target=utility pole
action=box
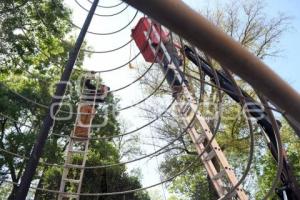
[15,0,99,199]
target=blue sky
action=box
[264,0,300,91]
[186,0,300,92]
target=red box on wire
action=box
[131,17,169,63]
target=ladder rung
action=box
[79,103,97,107]
[65,164,84,169]
[218,189,237,200]
[181,104,191,115]
[70,136,89,141]
[60,193,78,198]
[69,150,85,154]
[224,186,244,192]
[195,134,206,144]
[204,150,216,161]
[86,74,95,77]
[79,100,98,103]
[80,96,98,101]
[85,78,95,81]
[212,169,226,180]
[64,178,80,184]
[167,64,177,70]
[82,88,96,91]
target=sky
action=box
[187,0,300,92]
[63,0,300,198]
[263,0,300,91]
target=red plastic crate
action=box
[131,17,169,63]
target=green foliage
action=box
[160,155,218,200]
[150,0,294,199]
[0,1,75,198]
[0,0,73,74]
[0,183,12,199]
[0,1,149,199]
[35,144,150,200]
[256,120,300,199]
[168,195,180,200]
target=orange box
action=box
[74,105,95,138]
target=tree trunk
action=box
[7,185,18,200]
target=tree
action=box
[255,120,300,199]
[34,92,150,200]
[0,0,149,199]
[0,0,74,198]
[148,189,165,200]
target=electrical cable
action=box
[74,0,130,17]
[1,1,290,198]
[215,67,255,199]
[2,2,167,111]
[69,10,138,36]
[258,96,284,200]
[87,0,124,9]
[0,116,189,169]
[0,46,208,196]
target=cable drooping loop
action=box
[87,0,124,9]
[31,0,139,54]
[13,0,153,75]
[1,0,291,198]
[74,0,130,17]
[70,10,139,36]
[1,11,183,120]
[0,16,200,167]
[0,34,209,195]
[10,0,140,76]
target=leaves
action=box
[1,1,149,199]
[136,0,294,199]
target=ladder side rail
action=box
[180,86,248,199]
[177,106,227,196]
[163,59,248,199]
[58,74,92,199]
[158,38,248,199]
[59,74,91,199]
[58,73,98,200]
[142,21,248,200]
[76,75,101,196]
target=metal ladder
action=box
[58,74,98,200]
[135,18,248,199]
[176,84,248,200]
